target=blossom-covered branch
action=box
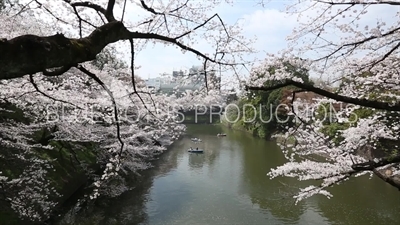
[0,0,247,222]
[248,0,400,201]
[0,20,241,80]
[246,80,400,111]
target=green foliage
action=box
[348,108,374,124]
[389,149,399,159]
[319,122,349,146]
[229,61,312,139]
[318,106,374,145]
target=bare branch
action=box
[140,0,162,15]
[368,41,400,69]
[12,0,34,17]
[69,3,99,37]
[315,26,400,62]
[169,0,189,13]
[121,0,127,22]
[96,10,106,24]
[29,74,82,109]
[76,64,125,158]
[128,38,157,117]
[69,0,116,22]
[175,13,229,40]
[140,0,189,14]
[203,59,209,92]
[70,1,106,13]
[105,0,116,22]
[34,0,69,24]
[139,0,171,33]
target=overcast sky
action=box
[121,0,296,80]
[119,0,397,84]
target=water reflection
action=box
[222,127,311,224]
[188,153,205,169]
[57,139,184,225]
[57,124,400,225]
[315,176,400,225]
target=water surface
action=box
[58,124,400,225]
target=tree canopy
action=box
[247,0,400,201]
[0,0,248,222]
[1,0,400,222]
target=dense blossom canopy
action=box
[247,0,400,201]
[0,0,399,222]
[0,0,248,221]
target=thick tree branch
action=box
[70,1,106,15]
[76,65,125,159]
[246,80,400,111]
[352,155,400,171]
[352,154,400,190]
[140,0,189,15]
[0,21,128,80]
[69,0,116,22]
[140,0,162,15]
[29,74,82,109]
[304,154,400,194]
[105,0,116,21]
[0,21,237,81]
[373,168,400,190]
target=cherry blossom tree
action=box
[247,0,400,202]
[0,0,251,222]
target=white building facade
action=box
[144,66,219,94]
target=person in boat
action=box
[196,147,198,150]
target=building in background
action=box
[143,66,221,95]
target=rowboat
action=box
[191,138,202,142]
[188,148,204,153]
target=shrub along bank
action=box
[222,61,314,139]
